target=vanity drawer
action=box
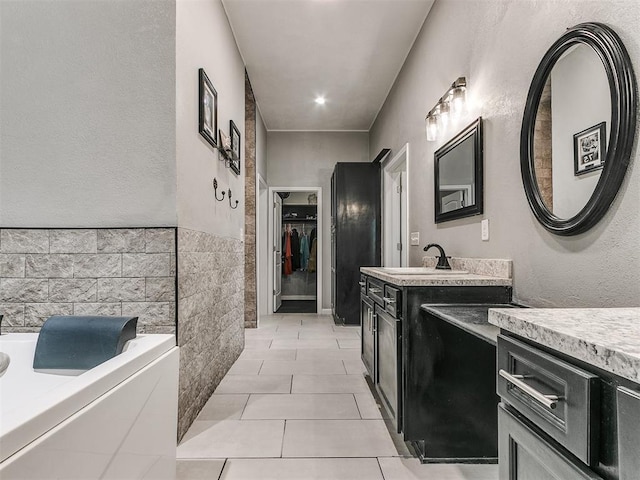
[367,278,385,306]
[497,334,600,466]
[383,285,401,318]
[359,274,367,294]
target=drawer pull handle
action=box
[359,282,366,286]
[499,369,560,410]
[369,287,382,293]
[383,297,396,304]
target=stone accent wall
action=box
[244,72,257,328]
[177,228,244,440]
[534,78,553,210]
[0,228,176,333]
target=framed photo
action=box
[229,120,241,174]
[574,122,606,176]
[198,68,218,149]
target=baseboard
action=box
[321,308,332,315]
[281,295,316,301]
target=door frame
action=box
[382,143,410,267]
[256,173,269,319]
[268,186,323,315]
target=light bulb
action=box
[439,101,450,129]
[451,86,466,115]
[315,96,326,105]
[426,115,437,141]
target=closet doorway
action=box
[269,187,322,314]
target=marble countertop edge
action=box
[360,267,513,287]
[488,307,640,385]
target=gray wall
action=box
[267,132,369,310]
[370,0,640,307]
[175,0,246,438]
[176,0,245,238]
[0,0,177,228]
[256,111,268,181]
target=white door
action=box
[441,190,464,213]
[389,171,403,266]
[383,145,409,267]
[273,194,283,312]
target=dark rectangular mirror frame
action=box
[434,117,483,223]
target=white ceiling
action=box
[222,0,434,131]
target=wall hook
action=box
[213,178,226,201]
[228,189,239,209]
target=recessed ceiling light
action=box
[315,96,326,105]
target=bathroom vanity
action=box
[360,258,513,460]
[489,307,640,480]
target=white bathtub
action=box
[0,333,179,479]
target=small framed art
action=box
[229,120,241,174]
[198,68,218,149]
[574,122,606,176]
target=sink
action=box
[379,267,468,275]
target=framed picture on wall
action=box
[574,122,606,176]
[198,68,218,149]
[229,120,241,174]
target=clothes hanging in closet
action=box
[300,233,310,271]
[291,229,300,271]
[310,228,316,247]
[308,237,317,273]
[283,228,292,275]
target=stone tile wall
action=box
[0,228,176,333]
[177,228,244,440]
[244,72,258,328]
[534,78,553,209]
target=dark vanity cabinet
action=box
[331,163,381,325]
[359,271,512,449]
[497,332,640,480]
[405,305,517,463]
[617,386,640,480]
[360,288,375,379]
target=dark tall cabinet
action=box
[331,162,381,325]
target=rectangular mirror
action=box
[434,117,483,223]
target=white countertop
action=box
[489,308,640,384]
[361,266,512,287]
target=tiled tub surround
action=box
[0,228,176,333]
[177,228,245,440]
[489,307,640,384]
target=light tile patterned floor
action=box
[177,313,498,480]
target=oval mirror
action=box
[520,22,637,235]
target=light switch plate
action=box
[410,232,420,246]
[481,219,489,241]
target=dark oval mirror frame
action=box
[520,22,637,236]
[434,117,483,223]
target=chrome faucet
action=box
[423,243,452,270]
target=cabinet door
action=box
[618,386,640,480]
[498,404,602,480]
[360,295,375,378]
[376,306,401,431]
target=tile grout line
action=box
[280,420,287,458]
[239,394,251,420]
[216,458,228,480]
[353,393,363,419]
[375,457,387,480]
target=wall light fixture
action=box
[425,77,467,142]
